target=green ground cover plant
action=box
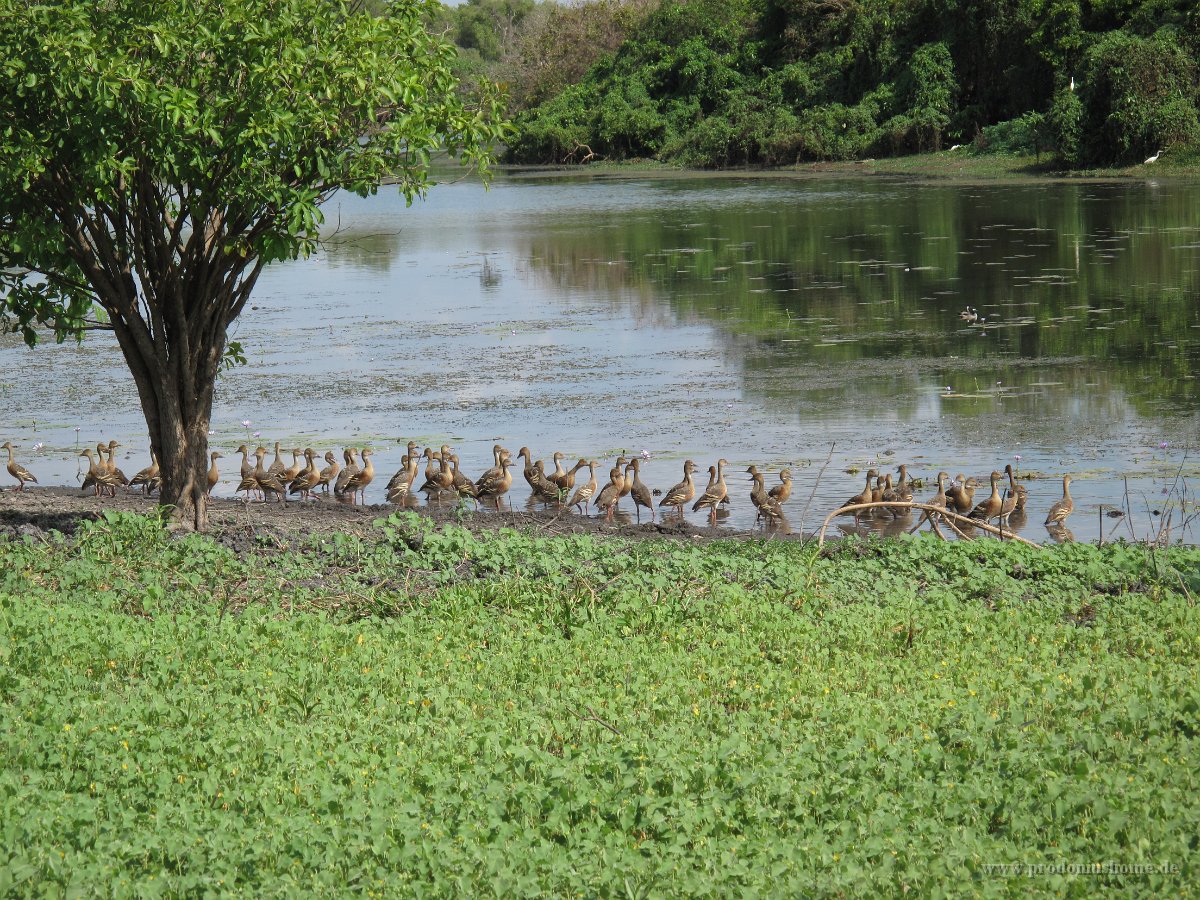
[1,511,1197,895]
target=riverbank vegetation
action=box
[2,511,1197,893]
[435,0,1199,170]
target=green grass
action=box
[506,149,1200,181]
[1,511,1198,896]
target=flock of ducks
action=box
[2,438,1076,532]
[838,462,1074,532]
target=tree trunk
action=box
[152,393,212,532]
[112,322,223,532]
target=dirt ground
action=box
[0,486,807,550]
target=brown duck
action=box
[947,475,977,515]
[129,450,160,495]
[334,448,360,501]
[205,450,223,497]
[909,471,949,533]
[387,456,417,505]
[236,443,254,480]
[530,460,562,505]
[267,441,287,482]
[1004,463,1028,513]
[840,468,878,518]
[692,459,729,524]
[547,452,568,491]
[659,460,698,516]
[281,448,304,485]
[567,460,599,514]
[968,471,1004,523]
[475,456,515,511]
[289,449,322,500]
[1044,475,1074,526]
[450,454,479,503]
[256,448,288,503]
[79,448,106,496]
[593,466,623,522]
[104,441,130,488]
[768,469,793,506]
[748,468,770,524]
[517,447,539,494]
[627,458,654,523]
[236,447,267,501]
[344,448,375,505]
[317,451,341,494]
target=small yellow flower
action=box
[63,724,71,732]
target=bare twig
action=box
[577,706,623,737]
[1123,476,1137,542]
[796,443,835,538]
[817,502,1041,548]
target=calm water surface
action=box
[3,171,1199,542]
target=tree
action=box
[0,0,507,530]
[1077,30,1199,164]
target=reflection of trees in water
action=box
[520,241,676,330]
[319,229,405,272]
[479,257,502,292]
[520,180,1200,418]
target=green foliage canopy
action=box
[0,0,507,529]
[0,0,505,344]
[504,0,1200,167]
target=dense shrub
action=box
[1077,30,1199,165]
[1046,85,1083,163]
[978,111,1049,155]
[500,0,1200,168]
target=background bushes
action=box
[470,0,1200,168]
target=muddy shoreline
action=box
[0,486,814,551]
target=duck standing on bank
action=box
[593,466,623,522]
[317,451,341,495]
[659,460,698,517]
[206,451,223,497]
[626,458,654,523]
[567,460,599,514]
[475,455,515,511]
[768,469,793,507]
[344,448,375,506]
[129,450,160,495]
[334,448,360,502]
[692,459,729,525]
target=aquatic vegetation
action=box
[0,512,1197,894]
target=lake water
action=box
[3,170,1199,543]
